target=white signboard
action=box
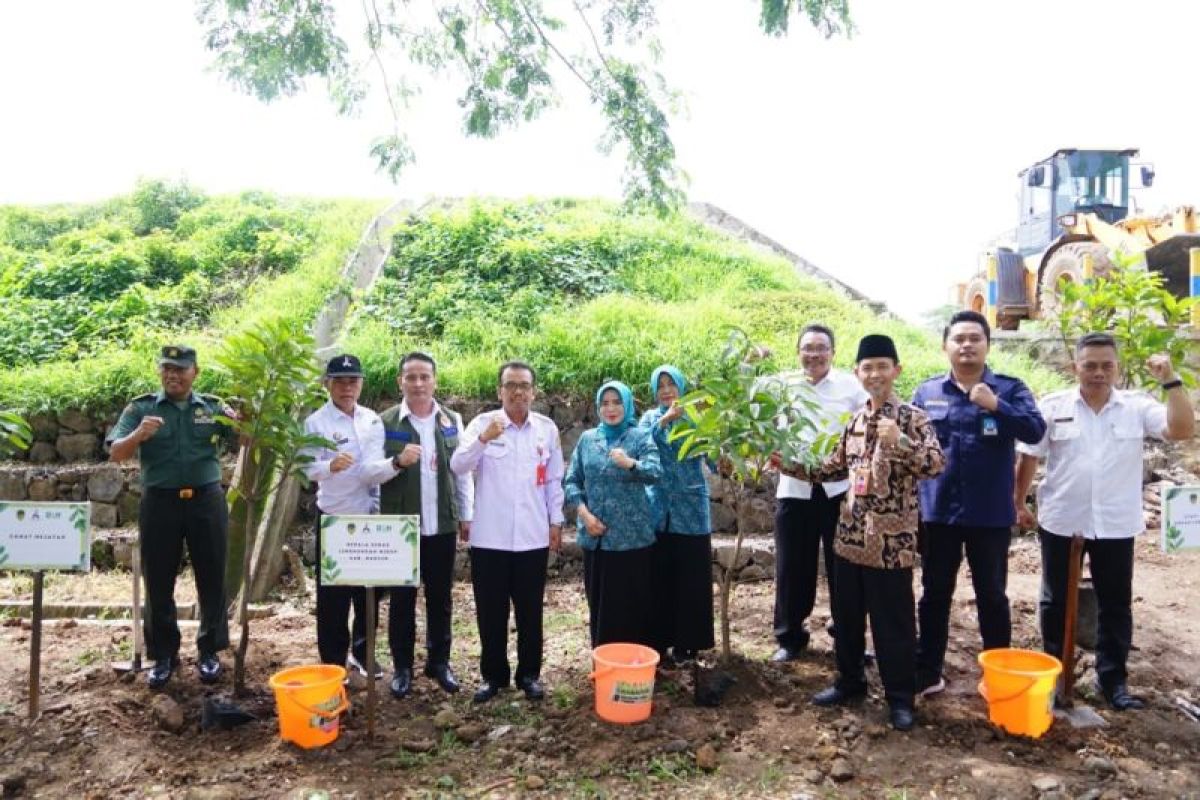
[1162,485,1200,553]
[0,502,91,571]
[319,514,419,586]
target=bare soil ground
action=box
[1,531,1199,800]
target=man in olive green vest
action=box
[376,352,473,698]
[107,345,237,689]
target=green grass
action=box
[342,199,1069,408]
[0,197,381,414]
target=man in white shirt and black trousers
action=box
[770,324,869,661]
[1015,333,1194,710]
[302,354,402,675]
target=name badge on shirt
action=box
[981,416,999,437]
[385,430,412,443]
[852,466,871,497]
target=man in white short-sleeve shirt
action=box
[1015,332,1194,710]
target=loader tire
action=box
[1039,241,1112,319]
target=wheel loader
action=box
[959,148,1199,329]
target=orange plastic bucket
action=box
[589,643,659,724]
[977,648,1062,738]
[269,664,350,749]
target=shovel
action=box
[112,540,146,674]
[1054,533,1106,728]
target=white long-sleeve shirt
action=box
[302,401,399,514]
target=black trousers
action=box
[314,512,372,667]
[1039,529,1135,691]
[773,487,842,650]
[582,546,654,648]
[139,483,229,660]
[915,522,1011,685]
[470,546,548,687]
[831,555,916,708]
[651,531,715,654]
[388,532,457,670]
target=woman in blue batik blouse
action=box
[640,365,714,665]
[564,380,662,647]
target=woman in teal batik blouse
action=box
[640,365,715,664]
[564,380,662,647]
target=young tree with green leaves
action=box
[195,0,853,213]
[213,317,332,694]
[669,328,838,660]
[1055,249,1197,390]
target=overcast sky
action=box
[2,0,1198,321]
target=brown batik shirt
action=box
[808,394,945,570]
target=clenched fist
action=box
[396,444,422,468]
[609,447,636,470]
[136,415,164,442]
[330,452,355,473]
[480,413,506,443]
[968,383,999,411]
[1146,353,1178,384]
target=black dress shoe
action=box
[889,704,916,731]
[147,656,177,690]
[811,684,867,707]
[517,677,545,701]
[1103,683,1145,711]
[390,668,412,699]
[473,681,502,704]
[197,653,222,684]
[424,663,460,694]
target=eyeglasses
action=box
[501,382,534,393]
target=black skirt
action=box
[582,546,654,648]
[651,532,716,653]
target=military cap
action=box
[325,353,364,378]
[159,345,197,367]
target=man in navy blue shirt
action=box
[911,310,1046,697]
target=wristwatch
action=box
[392,453,404,470]
[1161,378,1183,391]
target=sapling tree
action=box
[669,328,839,660]
[213,317,332,694]
[1055,249,1197,390]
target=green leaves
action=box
[0,411,31,457]
[669,328,838,485]
[195,1,853,213]
[1056,253,1197,390]
[320,554,341,583]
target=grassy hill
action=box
[342,199,1067,405]
[0,193,1067,417]
[0,182,382,414]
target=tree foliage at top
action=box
[195,0,853,213]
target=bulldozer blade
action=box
[1054,705,1108,728]
[1144,235,1200,298]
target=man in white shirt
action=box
[1015,333,1194,710]
[451,360,565,703]
[302,354,402,673]
[769,324,868,661]
[377,352,474,699]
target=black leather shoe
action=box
[517,677,545,701]
[889,704,916,731]
[769,647,802,663]
[1103,683,1145,711]
[424,663,460,694]
[147,656,177,690]
[197,653,222,684]
[473,681,502,704]
[390,668,412,699]
[811,684,867,707]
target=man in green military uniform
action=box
[108,345,237,689]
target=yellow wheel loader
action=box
[959,149,1199,329]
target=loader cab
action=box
[1015,149,1138,256]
